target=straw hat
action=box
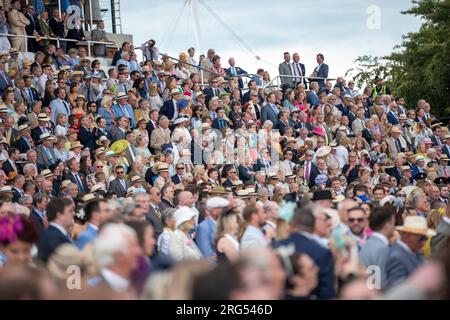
[390,126,402,134]
[126,186,136,197]
[116,92,128,100]
[82,194,96,203]
[96,135,111,146]
[41,169,54,179]
[131,175,143,184]
[315,146,331,158]
[95,147,108,157]
[18,124,31,134]
[70,141,83,150]
[61,180,72,189]
[396,216,436,237]
[37,113,51,122]
[158,163,169,172]
[170,89,181,96]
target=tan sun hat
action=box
[396,216,436,237]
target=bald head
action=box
[176,191,195,207]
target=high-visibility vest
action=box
[372,85,387,99]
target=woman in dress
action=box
[67,81,80,108]
[134,99,151,123]
[215,212,240,263]
[148,82,163,111]
[71,95,87,123]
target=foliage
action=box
[349,0,450,116]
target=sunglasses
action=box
[96,165,104,168]
[176,167,184,170]
[348,217,365,223]
[116,171,124,174]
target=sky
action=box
[120,0,422,82]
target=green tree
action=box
[350,0,450,116]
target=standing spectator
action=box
[48,8,66,53]
[38,10,52,50]
[91,20,108,57]
[24,4,40,52]
[7,0,30,52]
[0,8,11,52]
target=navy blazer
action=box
[13,137,33,154]
[260,104,279,126]
[238,165,254,182]
[66,172,89,194]
[387,111,400,125]
[171,174,182,185]
[2,159,17,176]
[37,225,71,262]
[30,209,46,236]
[386,241,422,288]
[316,64,329,88]
[159,100,177,121]
[31,126,52,144]
[225,66,247,88]
[78,126,96,153]
[273,233,335,299]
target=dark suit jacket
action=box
[159,199,175,212]
[222,178,234,189]
[212,118,229,131]
[238,165,254,182]
[111,127,126,142]
[30,209,46,237]
[108,178,128,198]
[316,63,329,88]
[387,111,400,125]
[146,121,157,152]
[275,120,289,136]
[3,159,17,176]
[0,71,13,96]
[13,137,33,154]
[4,128,18,146]
[12,187,23,203]
[66,172,89,194]
[78,126,96,152]
[159,100,177,121]
[273,233,335,299]
[145,204,164,238]
[37,225,71,262]
[171,174,182,185]
[203,87,221,107]
[49,17,65,38]
[260,104,279,126]
[385,166,402,184]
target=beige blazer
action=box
[168,229,203,261]
[8,9,29,34]
[150,127,171,154]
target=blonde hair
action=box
[101,95,113,108]
[214,213,240,248]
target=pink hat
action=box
[423,138,432,145]
[371,142,379,149]
[311,126,325,136]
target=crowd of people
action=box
[0,0,450,301]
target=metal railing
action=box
[263,74,337,90]
[0,32,116,57]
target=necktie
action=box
[75,174,83,192]
[28,88,34,103]
[45,147,54,164]
[395,139,401,152]
[123,105,130,118]
[305,161,310,181]
[6,129,11,145]
[123,84,127,93]
[121,179,126,191]
[272,104,278,115]
[63,100,69,114]
[154,205,161,219]
[87,87,91,101]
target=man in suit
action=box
[30,192,49,237]
[91,20,109,57]
[196,197,229,261]
[359,207,396,288]
[14,124,34,156]
[278,52,294,88]
[150,116,171,155]
[124,131,138,165]
[146,110,159,152]
[111,116,129,142]
[48,8,66,52]
[171,162,184,185]
[273,206,335,299]
[386,216,435,288]
[212,107,229,131]
[387,102,400,125]
[430,124,444,147]
[31,112,53,144]
[386,126,406,160]
[261,92,279,125]
[78,116,97,153]
[66,157,89,194]
[3,148,20,176]
[159,185,175,211]
[50,87,70,125]
[76,199,111,250]
[94,116,113,142]
[4,116,18,147]
[145,188,164,239]
[291,52,306,87]
[312,53,329,89]
[302,150,319,188]
[36,133,57,169]
[0,58,13,96]
[275,109,290,136]
[11,174,25,203]
[112,92,136,128]
[225,57,247,89]
[37,10,52,49]
[24,5,40,52]
[307,82,320,107]
[8,0,30,52]
[37,198,74,262]
[203,77,222,107]
[108,165,129,198]
[159,89,181,123]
